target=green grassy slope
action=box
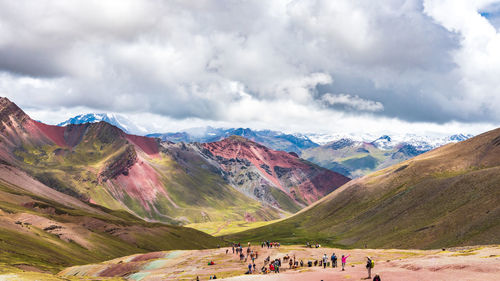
[227,129,500,249]
[8,122,282,224]
[0,176,221,273]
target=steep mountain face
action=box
[197,136,350,213]
[148,127,319,154]
[0,98,281,224]
[0,98,346,226]
[302,134,473,178]
[58,113,147,135]
[228,128,500,249]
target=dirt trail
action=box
[57,245,500,281]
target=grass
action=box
[226,158,500,249]
[8,122,284,224]
[0,179,222,274]
[186,220,279,236]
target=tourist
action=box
[331,253,337,268]
[366,257,374,279]
[341,254,350,271]
[373,274,381,281]
[323,254,328,268]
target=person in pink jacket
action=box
[341,254,350,271]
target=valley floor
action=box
[37,245,500,281]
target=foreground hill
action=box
[0,164,220,273]
[228,128,500,249]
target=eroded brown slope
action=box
[200,136,350,213]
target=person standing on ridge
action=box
[322,254,328,268]
[341,254,350,271]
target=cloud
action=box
[0,0,499,136]
[321,93,384,112]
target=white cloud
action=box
[321,93,384,112]
[0,0,499,137]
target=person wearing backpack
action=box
[331,253,337,268]
[366,257,374,278]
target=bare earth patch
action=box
[57,245,500,281]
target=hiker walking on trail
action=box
[341,254,350,271]
[322,254,328,268]
[366,257,374,279]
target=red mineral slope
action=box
[202,136,350,207]
[126,134,160,156]
[0,97,65,148]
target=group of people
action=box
[261,240,280,248]
[306,241,321,248]
[228,241,381,280]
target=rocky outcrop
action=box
[99,145,137,182]
[200,136,350,212]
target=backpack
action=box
[371,260,375,268]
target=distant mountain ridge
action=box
[58,113,147,135]
[302,133,474,178]
[58,113,473,178]
[148,127,319,154]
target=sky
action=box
[1,0,500,137]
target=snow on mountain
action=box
[57,113,148,135]
[306,133,474,151]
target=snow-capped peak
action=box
[305,132,474,151]
[57,113,147,135]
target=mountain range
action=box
[301,134,473,178]
[148,127,319,155]
[228,127,500,249]
[58,114,474,179]
[0,97,353,271]
[0,98,347,224]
